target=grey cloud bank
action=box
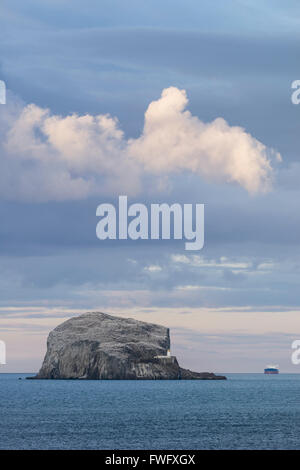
[0,0,300,372]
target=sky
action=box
[0,0,300,373]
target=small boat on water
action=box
[264,364,279,374]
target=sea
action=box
[0,373,299,450]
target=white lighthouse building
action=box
[155,348,173,360]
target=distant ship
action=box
[264,365,279,374]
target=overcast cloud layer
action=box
[0,0,300,372]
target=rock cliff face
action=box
[32,312,226,380]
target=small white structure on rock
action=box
[155,348,173,360]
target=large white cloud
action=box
[0,99,141,201]
[129,87,279,193]
[0,87,279,201]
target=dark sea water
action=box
[0,373,299,449]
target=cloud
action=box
[129,87,279,193]
[144,265,163,273]
[1,97,141,201]
[171,254,251,269]
[0,87,279,201]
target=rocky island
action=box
[31,312,226,380]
